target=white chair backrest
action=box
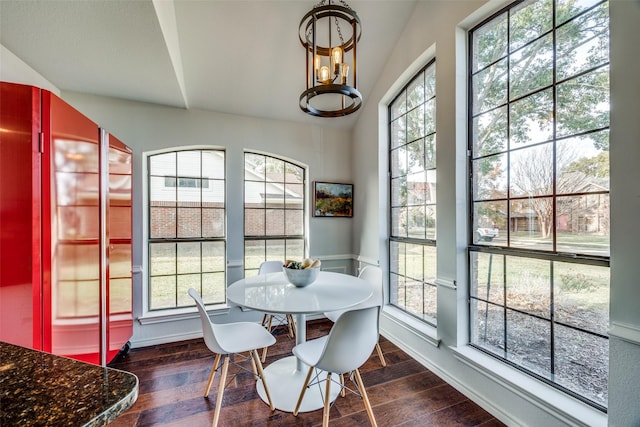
[258,260,283,275]
[188,288,226,355]
[358,265,383,307]
[315,306,380,374]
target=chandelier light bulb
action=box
[332,47,343,73]
[319,66,331,83]
[341,63,349,85]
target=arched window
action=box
[147,149,226,310]
[244,152,306,275]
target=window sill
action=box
[137,304,231,325]
[381,305,441,348]
[450,345,607,427]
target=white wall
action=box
[0,45,59,94]
[607,1,640,425]
[352,0,640,426]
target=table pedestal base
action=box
[256,356,340,413]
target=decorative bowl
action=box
[282,266,319,287]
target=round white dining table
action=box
[227,270,373,413]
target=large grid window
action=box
[148,149,226,310]
[244,153,305,276]
[469,0,609,409]
[389,60,437,324]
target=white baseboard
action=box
[130,331,203,348]
[131,313,327,349]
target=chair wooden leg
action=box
[287,314,296,338]
[212,356,230,427]
[293,366,314,416]
[251,350,274,411]
[204,353,221,397]
[340,373,345,397]
[322,372,332,427]
[266,315,274,332]
[261,315,275,363]
[375,342,387,367]
[250,352,258,380]
[261,313,268,327]
[353,368,377,427]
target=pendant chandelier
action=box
[299,0,362,118]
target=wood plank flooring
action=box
[109,319,505,426]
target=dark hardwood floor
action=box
[109,319,505,426]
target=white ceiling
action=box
[0,0,417,130]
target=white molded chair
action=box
[188,288,276,427]
[258,260,296,362]
[323,265,387,367]
[292,306,380,427]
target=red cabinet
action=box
[0,82,132,365]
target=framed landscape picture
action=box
[313,182,353,217]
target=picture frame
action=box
[313,182,353,217]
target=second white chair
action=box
[188,288,276,427]
[323,265,387,367]
[292,306,380,427]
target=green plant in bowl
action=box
[283,258,321,287]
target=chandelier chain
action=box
[306,0,349,45]
[313,0,352,10]
[335,16,345,45]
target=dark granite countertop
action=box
[0,341,138,426]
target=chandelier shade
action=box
[299,1,362,117]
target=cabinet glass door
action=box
[47,93,101,364]
[106,133,133,363]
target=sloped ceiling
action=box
[0,0,417,129]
